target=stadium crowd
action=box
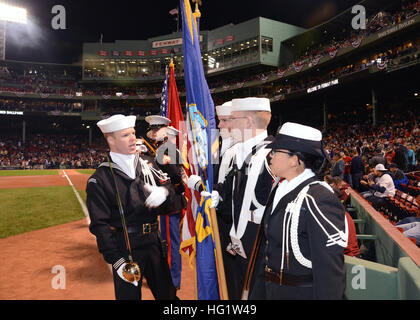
[1,35,418,113]
[284,0,419,67]
[0,0,418,102]
[1,115,418,172]
[0,134,108,170]
[1,109,418,245]
[0,99,82,113]
[324,118,419,184]
[4,36,418,108]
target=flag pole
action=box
[209,207,229,300]
[182,0,227,300]
[187,105,228,300]
[192,0,228,300]
[193,258,198,300]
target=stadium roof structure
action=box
[0,59,82,68]
[281,0,401,57]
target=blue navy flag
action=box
[181,0,220,300]
[160,65,169,117]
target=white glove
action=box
[187,175,202,191]
[201,190,220,208]
[144,184,169,208]
[117,263,139,286]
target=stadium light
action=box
[0,2,28,24]
[0,2,28,60]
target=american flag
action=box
[160,65,169,117]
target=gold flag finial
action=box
[192,0,202,18]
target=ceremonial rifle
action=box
[241,222,263,300]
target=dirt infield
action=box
[0,170,89,191]
[0,170,195,300]
[0,174,69,190]
[0,219,115,300]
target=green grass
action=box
[0,186,86,238]
[79,189,87,203]
[76,169,96,175]
[0,170,59,177]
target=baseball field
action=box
[0,169,194,300]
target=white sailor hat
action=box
[97,114,136,134]
[167,126,180,136]
[267,122,325,157]
[145,115,171,127]
[231,97,271,113]
[216,101,232,117]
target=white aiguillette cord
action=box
[106,155,135,263]
[139,156,168,187]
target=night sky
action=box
[5,0,361,64]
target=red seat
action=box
[408,238,417,245]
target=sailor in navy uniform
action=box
[188,97,275,300]
[86,115,186,300]
[249,122,348,300]
[155,126,186,290]
[214,101,239,295]
[214,101,236,184]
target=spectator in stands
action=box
[416,145,420,169]
[325,175,351,205]
[361,141,370,157]
[342,151,353,187]
[396,219,420,246]
[406,142,416,171]
[368,148,387,168]
[360,164,396,209]
[331,152,345,180]
[385,145,395,165]
[344,211,362,257]
[350,149,365,192]
[389,163,409,191]
[394,142,408,171]
[324,175,361,257]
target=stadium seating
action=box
[346,189,420,299]
[382,190,420,222]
